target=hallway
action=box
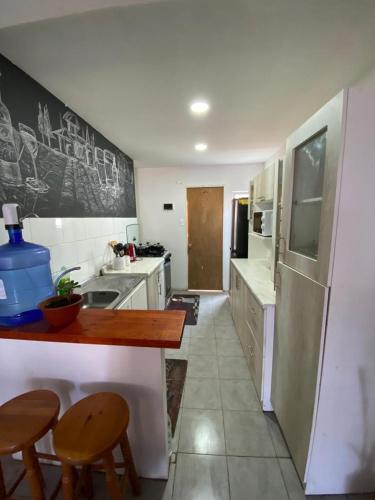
[165,293,370,500]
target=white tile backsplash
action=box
[0,216,138,285]
[29,218,64,246]
[22,219,32,242]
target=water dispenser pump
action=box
[0,203,54,326]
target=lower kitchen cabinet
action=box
[102,259,165,311]
[117,280,148,310]
[147,264,165,310]
[230,261,275,410]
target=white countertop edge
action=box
[101,257,164,277]
[231,258,276,308]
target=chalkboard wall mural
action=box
[0,54,136,218]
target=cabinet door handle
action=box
[278,237,286,257]
[275,270,281,291]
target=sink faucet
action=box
[54,266,81,291]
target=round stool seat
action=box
[0,390,60,455]
[53,392,130,465]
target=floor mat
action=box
[166,358,188,436]
[166,294,200,325]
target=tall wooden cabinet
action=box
[272,88,375,494]
[279,92,343,286]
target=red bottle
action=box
[127,243,136,262]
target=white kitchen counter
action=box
[231,258,276,307]
[102,257,164,277]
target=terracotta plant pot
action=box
[38,293,83,328]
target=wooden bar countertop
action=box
[0,309,186,348]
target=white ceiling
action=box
[0,0,160,29]
[1,0,375,166]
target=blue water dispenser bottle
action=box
[0,204,54,326]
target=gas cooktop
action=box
[136,243,166,258]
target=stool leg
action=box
[22,445,45,500]
[120,433,141,496]
[81,465,93,499]
[103,453,122,500]
[0,460,6,500]
[61,463,75,500]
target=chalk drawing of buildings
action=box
[0,82,135,217]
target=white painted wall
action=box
[135,163,262,291]
[355,65,375,86]
[0,216,137,284]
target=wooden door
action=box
[187,187,223,290]
[271,262,329,481]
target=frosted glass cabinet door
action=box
[289,131,326,260]
[280,91,345,286]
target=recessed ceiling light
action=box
[195,143,208,152]
[190,101,210,114]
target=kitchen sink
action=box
[82,290,120,309]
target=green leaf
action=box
[57,277,80,296]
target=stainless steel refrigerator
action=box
[230,198,248,258]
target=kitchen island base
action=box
[0,339,169,479]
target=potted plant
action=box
[39,271,83,328]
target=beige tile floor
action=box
[2,292,374,499]
[166,293,374,500]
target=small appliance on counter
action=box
[108,240,136,269]
[253,210,273,237]
[0,203,54,326]
[126,242,137,262]
[136,242,166,258]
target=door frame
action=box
[186,185,224,291]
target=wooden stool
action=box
[0,390,60,500]
[53,392,140,500]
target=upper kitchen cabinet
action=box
[280,91,345,286]
[253,163,275,203]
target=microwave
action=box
[253,210,273,237]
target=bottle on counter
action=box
[126,243,137,262]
